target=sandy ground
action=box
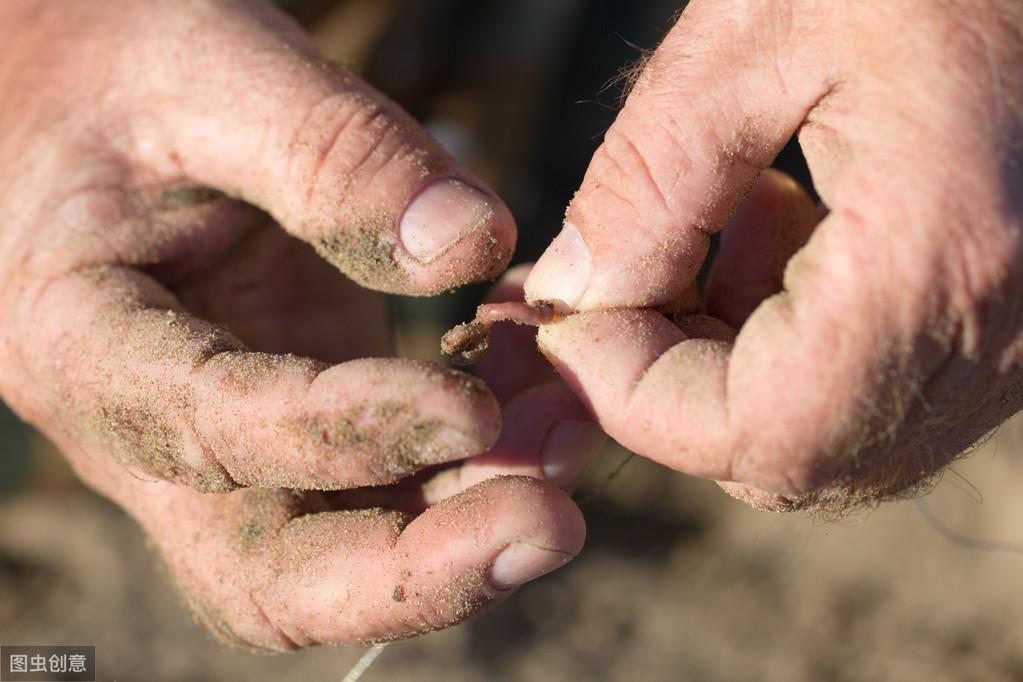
[0,410,1021,682]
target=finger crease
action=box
[186,414,239,490]
[252,598,302,652]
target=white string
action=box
[915,498,1023,556]
[342,644,388,682]
[341,646,384,682]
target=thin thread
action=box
[915,498,1023,556]
[576,452,636,507]
[342,644,388,682]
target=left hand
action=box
[0,0,589,650]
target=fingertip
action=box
[524,223,592,313]
[540,419,607,488]
[346,477,583,639]
[536,310,687,407]
[203,357,503,490]
[423,382,602,500]
[399,477,586,595]
[311,357,503,459]
[406,476,586,552]
[396,179,517,294]
[490,542,575,590]
[538,309,738,480]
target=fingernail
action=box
[399,179,496,263]
[524,222,592,313]
[490,543,573,590]
[541,420,606,487]
[405,425,487,468]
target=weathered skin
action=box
[3,0,1020,654]
[527,0,1023,513]
[0,0,586,651]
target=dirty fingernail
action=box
[409,425,488,468]
[490,543,573,590]
[541,420,606,487]
[400,179,496,262]
[524,222,592,313]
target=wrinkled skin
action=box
[4,0,1020,654]
[527,0,1023,512]
[0,1,603,651]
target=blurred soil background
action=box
[1,1,1021,680]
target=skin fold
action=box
[527,0,1023,513]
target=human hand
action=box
[0,0,585,649]
[525,0,1023,512]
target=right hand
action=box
[525,0,1023,513]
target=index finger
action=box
[22,266,500,491]
[524,0,831,311]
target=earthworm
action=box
[441,301,555,366]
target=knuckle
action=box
[285,91,426,210]
[595,126,679,218]
[26,275,243,493]
[180,578,297,653]
[92,400,239,493]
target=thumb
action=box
[131,1,514,295]
[525,0,829,311]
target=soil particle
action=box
[156,186,225,211]
[313,214,407,292]
[93,402,186,480]
[239,520,265,549]
[304,400,453,481]
[236,489,313,555]
[420,566,490,624]
[395,421,444,468]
